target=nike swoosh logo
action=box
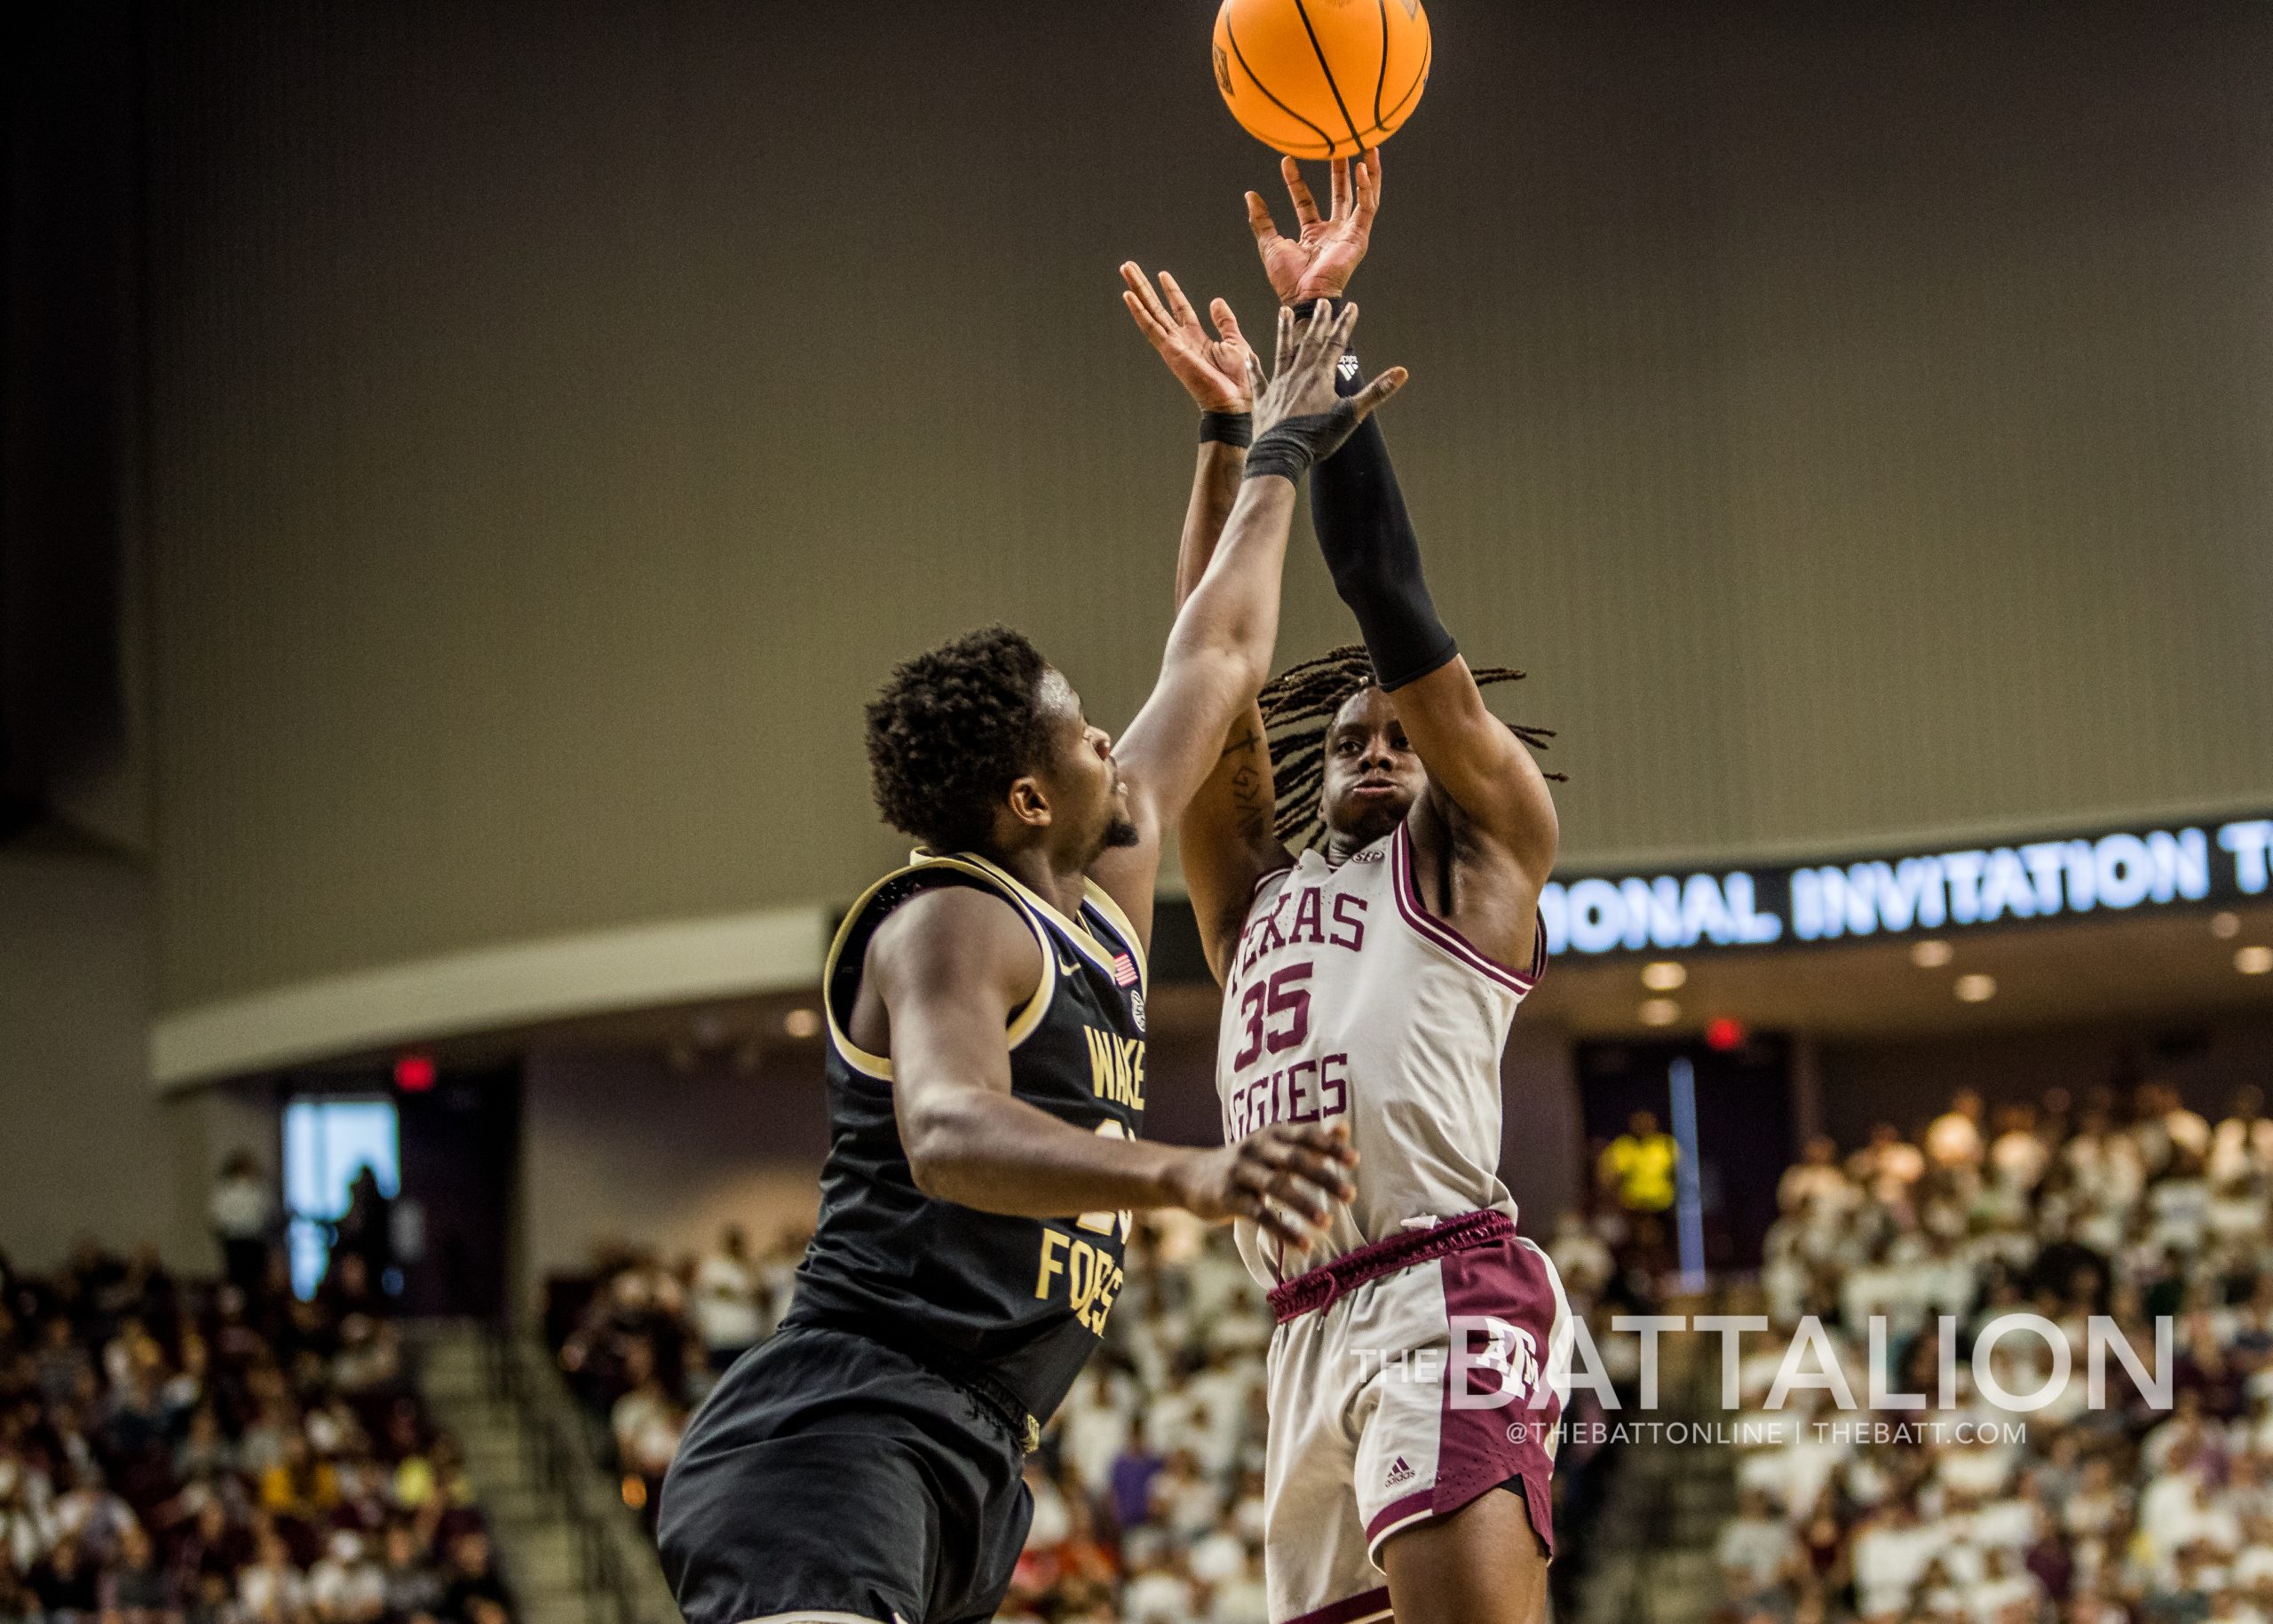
[1057,953,1081,976]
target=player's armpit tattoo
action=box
[1229,761,1271,841]
[1218,725,1261,761]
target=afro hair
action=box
[864,625,1054,855]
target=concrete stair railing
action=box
[1574,1331,1742,1624]
[410,1323,682,1624]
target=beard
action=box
[1100,815,1142,852]
[1327,796,1407,850]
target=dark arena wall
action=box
[129,1,2273,1051]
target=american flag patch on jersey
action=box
[1111,952,1139,987]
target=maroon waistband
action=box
[1268,1208,1515,1324]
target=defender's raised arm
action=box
[1088,297,1406,941]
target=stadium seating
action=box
[0,1247,511,1624]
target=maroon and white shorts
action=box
[1260,1208,1572,1624]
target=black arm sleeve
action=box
[1299,301,1459,692]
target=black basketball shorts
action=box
[656,1325,1033,1624]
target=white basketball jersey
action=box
[1214,821,1544,1289]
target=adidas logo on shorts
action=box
[1384,1455,1415,1488]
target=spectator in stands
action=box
[210,1153,279,1300]
[1058,1368,1134,1501]
[29,1533,101,1619]
[438,1529,509,1624]
[737,1227,805,1345]
[236,1527,307,1622]
[378,1519,444,1620]
[1600,1109,1680,1278]
[1926,1089,1988,1171]
[1105,1431,1164,1541]
[1550,1209,1617,1303]
[1782,1137,1855,1214]
[260,1432,341,1519]
[2211,1090,2273,1187]
[1120,1545,1199,1624]
[1851,1122,1927,1205]
[309,1528,385,1624]
[331,1169,397,1300]
[0,1569,35,1624]
[2150,1082,2214,1170]
[171,1498,249,1594]
[1601,1110,1680,1218]
[0,1240,505,1624]
[1991,1105,2051,1194]
[616,1398,684,1528]
[604,1336,685,1521]
[52,1468,136,1565]
[1147,1448,1222,1541]
[687,1226,764,1375]
[1722,1077,2273,1624]
[35,1313,93,1406]
[100,1522,173,1620]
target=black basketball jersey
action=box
[786,851,1149,1432]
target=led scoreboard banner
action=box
[1538,814,2273,959]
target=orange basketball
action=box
[1212,0,1431,160]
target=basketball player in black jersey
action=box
[657,300,1406,1624]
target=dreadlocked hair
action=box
[1255,644,1563,846]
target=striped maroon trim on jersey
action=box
[1287,1584,1392,1624]
[1388,824,1541,994]
[1250,863,1295,899]
[1364,1489,1437,1544]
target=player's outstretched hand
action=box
[1165,1121,1359,1249]
[1246,149,1382,308]
[1120,262,1255,414]
[1247,302,1407,453]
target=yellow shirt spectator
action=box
[1599,1113,1679,1213]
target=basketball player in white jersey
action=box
[1122,152,1571,1624]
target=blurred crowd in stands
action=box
[551,1078,2273,1624]
[1716,1083,2273,1624]
[551,1215,1634,1624]
[0,1170,510,1624]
